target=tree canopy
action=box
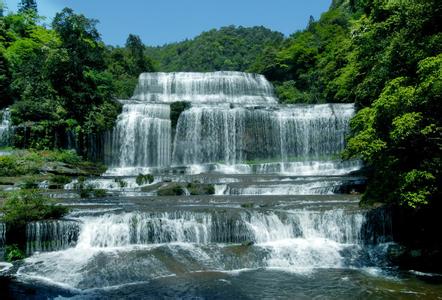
[146,26,284,72]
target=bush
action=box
[43,150,82,165]
[0,190,69,228]
[21,176,40,189]
[136,173,154,186]
[115,178,127,188]
[4,244,25,262]
[50,175,72,185]
[0,152,42,176]
[157,184,185,196]
[93,189,107,198]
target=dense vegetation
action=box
[146,26,284,72]
[0,189,68,228]
[0,3,154,154]
[251,0,441,211]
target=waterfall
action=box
[104,72,358,175]
[0,223,5,247]
[132,71,278,104]
[69,210,368,248]
[105,103,171,170]
[172,104,354,166]
[25,220,80,255]
[0,108,11,147]
[11,204,399,295]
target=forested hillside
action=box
[251,0,441,210]
[145,26,284,72]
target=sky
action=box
[3,0,332,46]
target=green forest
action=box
[0,0,440,213]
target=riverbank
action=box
[0,149,106,193]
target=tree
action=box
[145,26,284,72]
[0,48,12,108]
[125,34,153,76]
[18,0,37,14]
[0,1,5,17]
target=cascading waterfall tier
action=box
[132,71,278,104]
[172,104,354,165]
[105,72,358,176]
[73,210,366,247]
[105,103,171,169]
[11,204,395,293]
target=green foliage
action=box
[186,183,215,195]
[0,149,100,179]
[4,244,25,262]
[399,170,436,208]
[252,5,356,103]
[18,0,37,14]
[135,173,154,186]
[0,189,68,227]
[21,175,39,189]
[114,178,127,188]
[170,102,191,129]
[50,175,71,185]
[0,8,122,153]
[344,52,441,207]
[157,184,185,196]
[105,34,155,98]
[92,188,107,198]
[146,26,284,72]
[0,151,42,176]
[274,81,308,103]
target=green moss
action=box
[0,150,106,178]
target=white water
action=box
[105,103,171,169]
[132,71,277,104]
[0,108,11,146]
[103,72,360,177]
[214,181,342,196]
[17,209,371,289]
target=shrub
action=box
[50,175,72,185]
[44,150,82,165]
[75,183,94,198]
[157,184,185,196]
[21,176,40,189]
[0,190,69,228]
[115,178,127,188]
[4,244,25,262]
[135,173,154,186]
[93,189,107,198]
